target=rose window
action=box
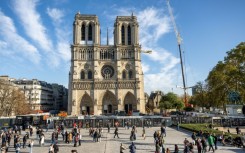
[101,65,114,79]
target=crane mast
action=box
[166,0,188,106]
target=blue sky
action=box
[0,0,245,95]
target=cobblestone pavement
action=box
[6,126,244,153]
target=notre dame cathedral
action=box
[68,12,145,115]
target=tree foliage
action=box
[193,42,245,109]
[0,80,31,116]
[190,81,210,108]
[159,92,184,110]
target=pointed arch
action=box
[79,93,94,115]
[80,71,85,79]
[81,24,85,41]
[127,25,131,45]
[121,25,125,45]
[101,90,118,114]
[123,92,137,114]
[128,70,133,79]
[122,70,126,79]
[88,23,93,41]
[88,70,93,79]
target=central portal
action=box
[102,91,118,115]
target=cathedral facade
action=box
[68,13,145,115]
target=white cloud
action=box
[104,6,183,94]
[47,7,71,62]
[0,11,41,64]
[142,63,150,73]
[138,7,171,44]
[13,0,53,52]
[47,7,64,23]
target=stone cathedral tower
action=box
[68,12,145,115]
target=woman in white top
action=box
[49,144,54,153]
[28,140,34,153]
[40,134,45,146]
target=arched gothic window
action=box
[81,24,85,40]
[128,70,133,79]
[128,26,131,45]
[80,71,85,79]
[122,70,126,79]
[88,24,93,41]
[121,25,125,45]
[88,71,93,79]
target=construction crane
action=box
[166,0,188,107]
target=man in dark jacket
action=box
[129,142,136,153]
[114,126,119,138]
[107,123,110,133]
[23,134,27,148]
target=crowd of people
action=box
[0,121,242,153]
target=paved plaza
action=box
[6,126,245,153]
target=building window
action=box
[129,70,133,79]
[88,24,92,41]
[122,71,126,79]
[121,25,125,45]
[128,26,131,45]
[101,65,114,79]
[81,24,85,40]
[80,71,85,79]
[88,71,93,79]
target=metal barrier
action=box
[52,116,172,129]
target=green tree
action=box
[205,42,245,111]
[191,82,209,108]
[159,92,184,111]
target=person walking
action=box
[120,143,126,153]
[107,123,110,133]
[129,142,136,153]
[189,143,194,153]
[161,126,166,137]
[53,142,59,153]
[78,133,82,146]
[197,138,202,153]
[161,144,166,153]
[28,139,34,153]
[174,144,179,153]
[166,148,170,153]
[142,127,146,140]
[7,132,11,146]
[15,142,21,153]
[177,122,180,131]
[49,144,54,153]
[207,134,215,152]
[155,141,161,153]
[40,133,45,146]
[74,134,79,147]
[65,131,68,143]
[212,133,218,150]
[68,132,73,144]
[114,126,119,138]
[191,132,197,145]
[201,137,207,153]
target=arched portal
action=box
[79,94,93,115]
[102,91,118,114]
[124,92,137,114]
